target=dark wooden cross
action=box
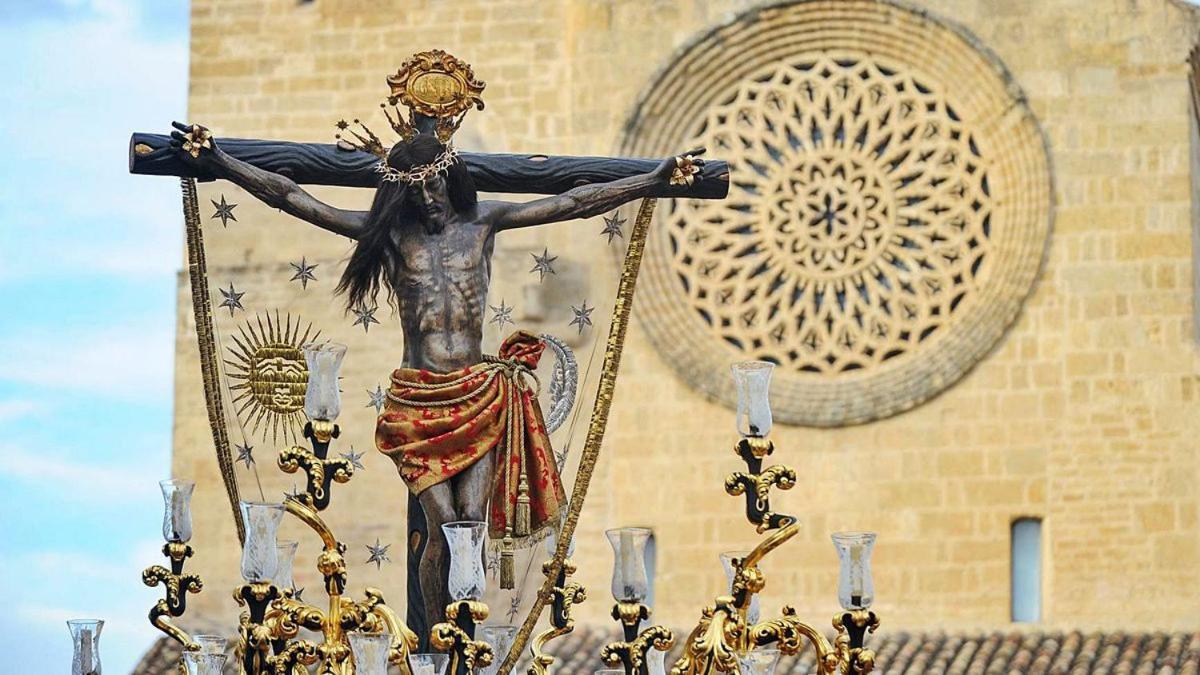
[129,134,728,198]
[128,130,728,643]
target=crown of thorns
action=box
[374,145,460,185]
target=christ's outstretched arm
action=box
[489,150,704,231]
[169,122,367,239]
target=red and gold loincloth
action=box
[375,331,565,549]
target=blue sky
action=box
[0,0,189,670]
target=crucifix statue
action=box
[130,49,728,642]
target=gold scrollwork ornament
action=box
[672,523,879,675]
[432,601,494,674]
[528,558,587,675]
[142,542,203,657]
[670,603,741,675]
[601,623,675,675]
[832,610,879,674]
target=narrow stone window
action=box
[1011,517,1043,623]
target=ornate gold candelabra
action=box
[136,348,876,675]
[140,343,439,675]
[143,479,204,673]
[672,361,879,675]
[529,361,881,675]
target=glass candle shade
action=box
[479,624,520,675]
[832,531,877,610]
[545,513,576,558]
[738,649,780,675]
[348,633,391,675]
[719,551,761,625]
[68,619,103,675]
[240,501,286,583]
[605,527,652,603]
[732,361,774,437]
[647,646,667,675]
[275,541,298,591]
[192,635,227,655]
[443,521,488,601]
[159,479,195,543]
[410,653,450,675]
[183,652,227,675]
[303,342,347,422]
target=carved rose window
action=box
[622,0,1051,425]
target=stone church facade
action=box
[169,0,1200,647]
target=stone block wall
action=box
[171,0,1200,637]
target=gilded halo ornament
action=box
[225,312,320,444]
[386,48,486,141]
[335,48,486,157]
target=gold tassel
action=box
[500,535,516,589]
[515,475,531,537]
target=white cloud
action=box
[4,540,164,590]
[0,441,161,504]
[0,0,187,283]
[0,399,41,422]
[0,322,173,400]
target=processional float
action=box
[66,50,880,675]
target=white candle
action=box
[80,628,93,672]
[619,529,637,599]
[850,543,864,599]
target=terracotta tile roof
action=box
[132,627,1200,674]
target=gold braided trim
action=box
[386,368,504,407]
[497,198,658,675]
[182,178,245,543]
[385,359,540,407]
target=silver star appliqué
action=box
[366,385,386,413]
[219,283,245,316]
[490,300,515,331]
[569,301,594,334]
[211,195,237,227]
[341,448,365,471]
[235,443,255,469]
[600,212,625,244]
[289,257,318,289]
[352,304,380,333]
[365,539,392,569]
[529,248,558,282]
[293,587,305,601]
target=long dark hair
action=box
[336,134,477,310]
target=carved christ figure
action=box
[166,120,703,630]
